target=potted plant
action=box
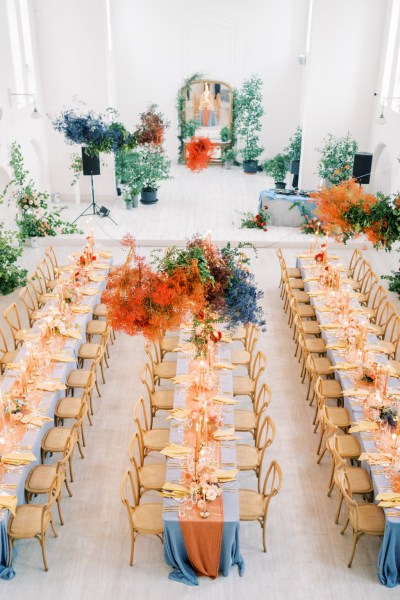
[262,154,289,189]
[234,75,265,173]
[284,127,302,186]
[220,126,231,143]
[124,181,141,209]
[134,144,171,204]
[222,148,236,170]
[184,119,198,139]
[135,103,170,146]
[317,132,358,186]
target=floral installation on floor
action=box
[239,206,271,231]
[185,137,216,172]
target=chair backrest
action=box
[377,300,396,336]
[41,473,63,532]
[140,362,155,399]
[353,259,370,284]
[28,272,46,305]
[120,468,139,529]
[3,303,22,347]
[256,413,276,454]
[359,271,378,301]
[0,323,12,358]
[45,246,59,276]
[133,397,152,442]
[128,431,145,473]
[370,285,388,318]
[250,350,267,381]
[336,469,358,529]
[348,249,362,276]
[276,248,283,261]
[259,460,283,509]
[254,382,272,414]
[385,314,400,357]
[37,258,54,290]
[18,286,36,327]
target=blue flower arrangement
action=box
[51,107,137,155]
[222,267,265,329]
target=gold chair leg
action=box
[69,456,74,482]
[348,532,361,568]
[340,516,349,535]
[100,358,106,383]
[95,379,101,397]
[77,439,85,459]
[335,492,344,524]
[40,533,49,571]
[129,531,135,566]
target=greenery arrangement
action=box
[262,154,288,183]
[0,222,27,295]
[233,75,265,163]
[177,72,203,162]
[184,119,198,139]
[316,132,358,185]
[51,105,137,156]
[135,103,170,146]
[220,126,231,143]
[239,207,271,231]
[69,152,83,186]
[132,144,171,191]
[311,179,400,250]
[2,142,82,241]
[284,126,302,162]
[290,200,325,235]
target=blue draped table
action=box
[162,336,244,585]
[258,190,316,227]
[297,255,400,587]
[0,260,110,579]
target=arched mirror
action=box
[182,79,233,162]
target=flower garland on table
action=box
[185,137,216,172]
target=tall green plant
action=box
[317,132,358,185]
[284,127,302,162]
[234,75,265,162]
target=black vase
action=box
[275,181,287,190]
[140,189,158,204]
[243,160,258,174]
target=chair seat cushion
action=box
[321,379,342,398]
[305,338,326,353]
[234,409,256,431]
[239,489,265,520]
[346,467,373,494]
[350,503,385,534]
[298,305,315,318]
[142,428,170,451]
[93,303,107,318]
[293,291,310,304]
[236,444,259,470]
[67,369,91,388]
[154,362,176,380]
[313,357,333,374]
[78,343,101,360]
[152,389,174,410]
[287,268,301,278]
[8,504,44,537]
[389,360,400,376]
[302,321,321,335]
[132,503,163,533]
[25,465,57,493]
[326,406,350,428]
[41,427,71,453]
[290,279,304,290]
[139,463,166,490]
[55,396,82,419]
[379,340,395,355]
[161,336,179,353]
[233,376,255,396]
[336,434,360,458]
[231,349,250,365]
[16,329,34,343]
[1,350,19,366]
[86,320,107,336]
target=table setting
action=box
[0,229,112,580]
[296,242,400,586]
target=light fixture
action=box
[8,89,42,119]
[375,95,400,125]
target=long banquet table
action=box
[297,255,400,587]
[162,332,244,586]
[258,190,317,227]
[0,258,110,580]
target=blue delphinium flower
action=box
[223,267,265,328]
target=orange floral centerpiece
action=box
[185,137,216,172]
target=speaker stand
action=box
[72,175,117,225]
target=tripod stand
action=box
[72,174,117,225]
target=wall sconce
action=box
[375,95,400,125]
[8,89,41,119]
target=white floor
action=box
[1,168,400,599]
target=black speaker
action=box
[81,147,100,176]
[352,152,373,184]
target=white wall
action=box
[299,0,389,190]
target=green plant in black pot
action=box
[234,75,265,173]
[284,126,302,185]
[134,144,172,204]
[262,154,289,188]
